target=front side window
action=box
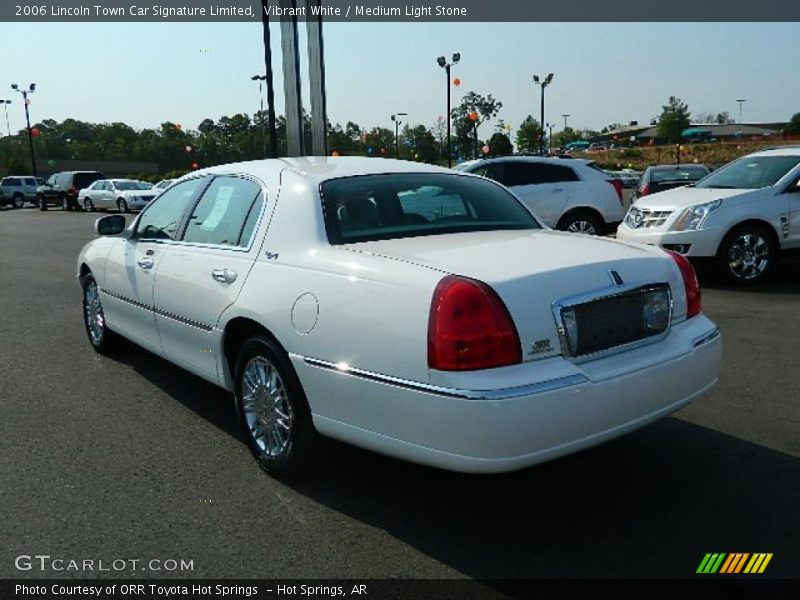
[137,177,208,240]
[697,156,800,190]
[182,177,263,247]
[321,173,539,245]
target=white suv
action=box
[456,156,626,235]
[617,147,800,284]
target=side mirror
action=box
[95,215,126,236]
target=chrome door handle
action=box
[137,256,154,269]
[212,268,237,284]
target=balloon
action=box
[31,127,41,137]
[380,148,386,154]
[185,145,192,152]
[367,147,373,154]
[693,158,699,163]
[175,123,183,131]
[47,159,56,167]
[468,111,478,122]
[331,151,340,157]
[453,78,461,87]
[191,162,199,169]
[24,98,31,106]
[481,145,490,154]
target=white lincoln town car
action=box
[77,157,722,476]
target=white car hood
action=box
[634,186,745,209]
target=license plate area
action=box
[555,284,672,360]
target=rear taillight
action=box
[68,186,76,194]
[428,275,521,371]
[608,178,624,205]
[639,183,650,196]
[668,251,701,319]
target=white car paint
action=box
[617,147,800,272]
[79,179,157,212]
[457,156,626,233]
[77,157,721,474]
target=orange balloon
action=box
[453,78,461,87]
[191,162,199,169]
[468,111,478,121]
[331,151,340,157]
[31,127,41,137]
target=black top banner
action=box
[3,0,800,22]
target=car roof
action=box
[192,157,452,187]
[747,146,800,158]
[462,155,593,167]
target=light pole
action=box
[562,113,570,130]
[436,52,460,168]
[390,113,407,159]
[533,73,554,155]
[0,100,11,137]
[547,123,554,154]
[736,99,747,125]
[251,74,268,158]
[11,83,37,177]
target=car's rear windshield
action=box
[114,180,152,191]
[74,172,104,188]
[650,167,708,183]
[320,173,539,244]
[696,156,800,190]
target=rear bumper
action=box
[292,316,722,473]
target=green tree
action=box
[715,111,734,124]
[786,113,800,135]
[486,132,513,157]
[451,91,503,159]
[515,115,543,154]
[657,96,691,143]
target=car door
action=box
[785,174,800,249]
[153,175,267,381]
[504,162,568,227]
[100,177,208,350]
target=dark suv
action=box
[37,171,105,211]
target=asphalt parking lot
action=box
[1,207,798,582]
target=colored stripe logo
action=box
[697,553,773,574]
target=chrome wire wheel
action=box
[241,356,294,458]
[566,220,598,235]
[83,280,106,345]
[727,232,770,281]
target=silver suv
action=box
[0,176,41,209]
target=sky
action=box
[0,22,798,138]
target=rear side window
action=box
[4,177,20,186]
[650,167,708,183]
[182,177,263,247]
[321,173,539,245]
[504,163,579,186]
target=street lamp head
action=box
[437,56,446,68]
[544,73,554,85]
[532,75,540,84]
[11,84,18,90]
[452,52,460,64]
[29,83,36,92]
[390,115,396,121]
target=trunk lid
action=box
[345,230,684,362]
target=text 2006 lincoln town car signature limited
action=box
[77,157,722,476]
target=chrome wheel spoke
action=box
[240,355,293,458]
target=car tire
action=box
[81,274,118,354]
[12,193,25,209]
[38,195,47,211]
[234,334,318,478]
[117,198,129,213]
[716,224,776,285]
[557,211,603,236]
[84,198,95,212]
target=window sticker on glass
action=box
[200,186,234,231]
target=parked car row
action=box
[0,170,176,213]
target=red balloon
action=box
[468,111,479,122]
[453,78,461,87]
[31,127,41,137]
